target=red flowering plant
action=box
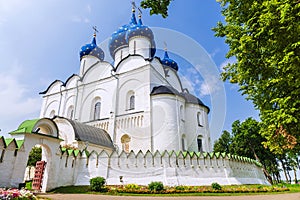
[0,188,36,200]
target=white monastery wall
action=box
[0,135,269,192]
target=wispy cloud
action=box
[181,65,223,98]
[219,57,236,72]
[209,48,220,59]
[70,15,90,23]
[199,75,221,96]
[86,4,92,13]
[0,61,41,133]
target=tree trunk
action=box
[293,167,298,184]
[287,170,292,184]
[251,147,273,184]
[280,159,289,183]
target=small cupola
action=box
[161,49,178,71]
[80,30,104,61]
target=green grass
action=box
[49,185,91,194]
[25,180,32,190]
[47,184,300,196]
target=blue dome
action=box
[108,12,137,58]
[161,51,178,71]
[80,36,104,61]
[126,17,156,57]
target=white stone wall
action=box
[0,135,269,192]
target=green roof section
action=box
[16,140,25,149]
[4,138,15,147]
[10,119,40,135]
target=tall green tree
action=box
[213,130,232,153]
[213,0,300,154]
[214,118,280,183]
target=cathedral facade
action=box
[0,7,269,192]
[39,7,211,154]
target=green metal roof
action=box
[4,138,15,147]
[15,140,24,149]
[10,119,40,135]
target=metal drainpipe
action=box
[111,69,119,144]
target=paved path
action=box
[39,193,300,200]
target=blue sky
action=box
[0,0,259,143]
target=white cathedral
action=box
[39,8,211,154]
[0,6,268,192]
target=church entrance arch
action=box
[25,143,52,192]
[10,118,61,192]
[121,134,131,153]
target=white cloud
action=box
[199,75,221,96]
[70,15,90,23]
[0,62,41,134]
[219,57,236,72]
[86,4,92,13]
[209,48,220,59]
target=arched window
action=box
[129,95,135,110]
[49,110,55,118]
[94,101,101,120]
[197,135,203,152]
[197,112,203,127]
[181,134,186,151]
[121,134,131,153]
[67,106,74,120]
[180,105,184,121]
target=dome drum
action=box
[128,37,152,58]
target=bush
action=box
[90,177,106,192]
[211,182,222,190]
[125,183,141,190]
[148,181,164,192]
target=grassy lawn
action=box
[47,183,300,196]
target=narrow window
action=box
[49,110,55,118]
[197,112,203,127]
[70,110,74,119]
[67,106,74,120]
[197,135,203,152]
[134,41,136,54]
[129,95,135,110]
[180,105,184,121]
[94,102,101,120]
[182,134,186,151]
